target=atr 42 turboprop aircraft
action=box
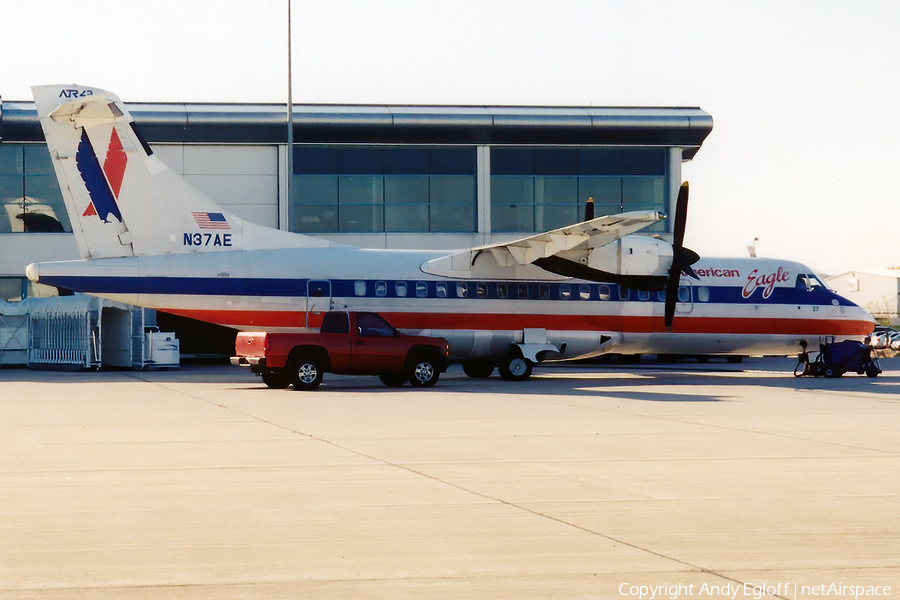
[26,85,875,380]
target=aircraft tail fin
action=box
[32,84,331,259]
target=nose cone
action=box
[25,262,39,283]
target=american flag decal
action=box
[192,212,230,230]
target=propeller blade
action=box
[584,196,594,221]
[664,182,690,330]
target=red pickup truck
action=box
[231,311,449,390]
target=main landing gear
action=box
[462,352,535,382]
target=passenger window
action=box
[354,281,367,296]
[436,283,448,298]
[497,284,508,299]
[477,283,487,298]
[598,285,610,301]
[395,282,408,297]
[539,284,550,300]
[559,285,571,300]
[697,287,710,302]
[416,282,428,298]
[657,290,666,302]
[678,286,691,302]
[457,283,468,298]
[619,288,631,301]
[579,285,591,300]
[518,285,529,299]
[375,281,387,297]
[638,290,650,301]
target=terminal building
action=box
[0,96,713,355]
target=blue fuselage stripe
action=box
[41,275,858,307]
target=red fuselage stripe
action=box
[162,309,873,336]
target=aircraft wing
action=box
[422,210,665,278]
[476,210,664,267]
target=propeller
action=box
[664,182,696,330]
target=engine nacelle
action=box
[586,235,673,277]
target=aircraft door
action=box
[675,278,693,315]
[306,280,332,328]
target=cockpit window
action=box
[796,274,826,292]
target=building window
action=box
[0,144,70,234]
[291,145,476,234]
[491,147,666,234]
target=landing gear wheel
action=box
[408,354,440,387]
[866,364,881,378]
[379,371,407,387]
[260,369,290,389]
[289,353,324,390]
[499,354,533,382]
[463,360,495,379]
[726,356,744,364]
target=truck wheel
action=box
[408,354,440,387]
[289,353,324,390]
[379,371,407,387]
[463,360,494,378]
[499,354,533,381]
[261,369,290,389]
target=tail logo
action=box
[76,129,126,223]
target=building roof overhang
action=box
[1,100,713,159]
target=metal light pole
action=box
[286,0,293,230]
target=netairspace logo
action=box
[618,581,892,599]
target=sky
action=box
[3,0,899,275]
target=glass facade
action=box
[0,277,60,301]
[0,141,670,239]
[0,144,69,234]
[291,145,477,234]
[491,148,667,233]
